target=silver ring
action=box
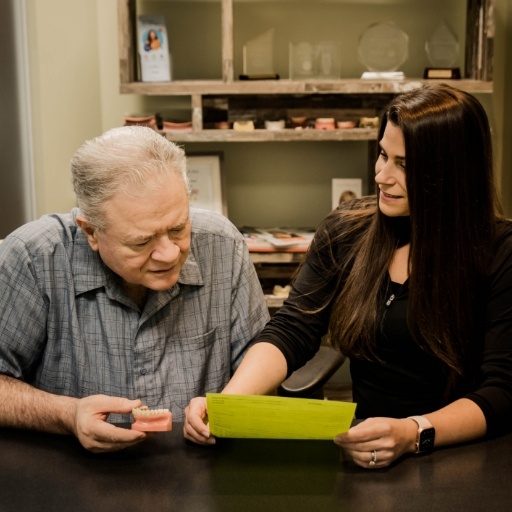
[369,460,376,466]
[371,450,378,464]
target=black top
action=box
[350,278,448,419]
[254,205,512,437]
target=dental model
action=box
[131,405,173,432]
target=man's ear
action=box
[76,215,100,252]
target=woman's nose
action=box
[375,161,394,184]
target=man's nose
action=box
[152,236,179,261]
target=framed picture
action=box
[137,15,171,82]
[331,178,363,210]
[186,153,227,216]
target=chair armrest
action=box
[278,346,346,398]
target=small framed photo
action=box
[186,153,227,216]
[137,15,171,82]
[332,178,363,210]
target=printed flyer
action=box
[137,15,171,82]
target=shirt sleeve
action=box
[228,234,271,371]
[465,224,512,437]
[0,236,48,379]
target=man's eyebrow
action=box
[125,217,190,244]
[168,220,188,231]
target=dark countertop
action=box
[1,424,511,512]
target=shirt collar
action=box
[71,221,204,296]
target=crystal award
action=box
[424,21,461,79]
[358,21,408,80]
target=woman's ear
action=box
[75,215,100,251]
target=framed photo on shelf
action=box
[137,15,171,82]
[186,153,227,216]
[332,178,363,210]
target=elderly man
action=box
[0,126,269,452]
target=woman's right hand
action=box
[183,397,216,445]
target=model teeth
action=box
[132,406,170,417]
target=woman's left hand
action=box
[334,417,417,469]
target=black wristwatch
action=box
[407,415,435,454]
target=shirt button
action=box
[140,368,147,376]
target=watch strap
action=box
[407,415,433,429]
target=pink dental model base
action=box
[131,406,173,432]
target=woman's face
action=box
[375,122,409,217]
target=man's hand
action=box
[0,376,147,452]
[183,397,216,445]
[73,395,147,452]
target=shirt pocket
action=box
[171,327,229,412]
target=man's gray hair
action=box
[71,126,190,231]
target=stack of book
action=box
[240,227,314,262]
[465,0,494,81]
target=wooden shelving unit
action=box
[117,0,495,301]
[118,0,493,142]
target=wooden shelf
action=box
[120,78,492,96]
[250,252,306,264]
[118,0,493,152]
[161,127,378,142]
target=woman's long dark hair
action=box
[326,83,502,395]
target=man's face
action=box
[78,173,191,293]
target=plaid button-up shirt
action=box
[0,208,269,422]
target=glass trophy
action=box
[424,21,461,79]
[358,21,408,79]
[289,42,316,79]
[289,41,340,80]
[241,29,279,80]
[315,42,341,79]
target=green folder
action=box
[207,393,356,440]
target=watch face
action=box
[419,427,436,452]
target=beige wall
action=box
[27,0,98,216]
[26,0,512,221]
[26,0,141,217]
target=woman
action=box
[144,29,161,51]
[184,83,512,468]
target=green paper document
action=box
[206,393,357,440]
